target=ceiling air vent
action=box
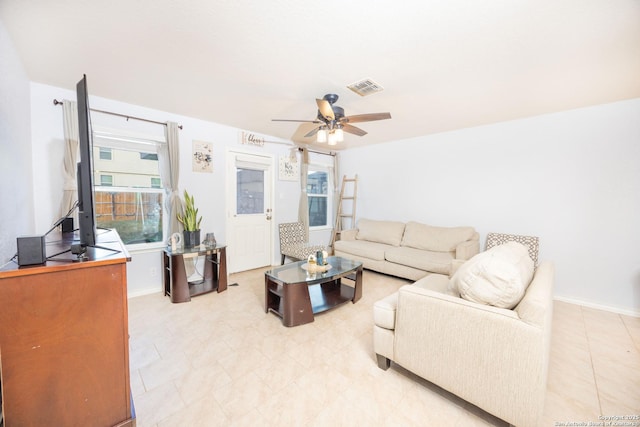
[347,78,384,97]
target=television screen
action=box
[76,75,97,247]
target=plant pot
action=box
[183,230,201,248]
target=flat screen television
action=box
[76,75,97,247]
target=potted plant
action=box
[177,190,203,248]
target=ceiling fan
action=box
[272,94,391,144]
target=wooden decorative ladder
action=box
[330,175,358,253]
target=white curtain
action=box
[331,152,340,231]
[298,148,310,240]
[159,122,196,275]
[158,121,183,236]
[60,100,79,223]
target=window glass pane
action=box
[95,190,163,245]
[100,175,113,186]
[92,143,164,245]
[307,169,330,227]
[140,152,158,161]
[307,171,327,195]
[309,196,327,227]
[236,168,264,215]
[99,147,112,160]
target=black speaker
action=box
[17,235,46,266]
[61,217,74,233]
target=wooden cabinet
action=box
[0,230,134,426]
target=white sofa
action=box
[373,242,554,427]
[334,218,479,280]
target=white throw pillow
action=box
[449,241,534,309]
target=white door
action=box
[227,151,273,273]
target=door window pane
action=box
[237,168,264,215]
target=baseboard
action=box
[554,296,640,318]
[128,288,162,299]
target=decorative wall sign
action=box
[240,131,265,147]
[192,140,213,173]
[279,155,299,181]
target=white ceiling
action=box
[2,0,639,150]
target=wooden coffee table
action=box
[264,256,363,327]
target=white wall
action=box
[339,99,640,315]
[28,82,331,296]
[0,18,33,265]
[19,57,640,313]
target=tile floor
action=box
[127,267,640,426]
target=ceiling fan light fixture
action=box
[327,132,338,146]
[316,127,327,143]
[334,126,344,142]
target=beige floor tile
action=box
[138,350,191,391]
[213,371,273,421]
[133,381,186,427]
[130,369,146,398]
[174,361,232,403]
[128,268,635,426]
[294,362,352,407]
[256,382,323,426]
[157,394,229,427]
[622,314,640,348]
[542,388,601,426]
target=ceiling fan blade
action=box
[316,98,335,121]
[272,119,321,123]
[304,127,320,138]
[342,123,367,136]
[343,112,392,123]
[291,123,319,142]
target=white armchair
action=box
[373,254,554,427]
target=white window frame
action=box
[92,128,167,251]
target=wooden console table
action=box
[163,244,227,303]
[0,229,134,426]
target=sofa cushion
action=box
[385,246,453,275]
[401,222,476,252]
[334,239,388,261]
[449,242,534,309]
[356,219,406,246]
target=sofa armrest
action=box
[450,259,466,276]
[394,284,549,427]
[340,228,357,241]
[455,238,479,260]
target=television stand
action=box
[0,229,134,426]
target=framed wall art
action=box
[279,155,298,181]
[192,140,213,173]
